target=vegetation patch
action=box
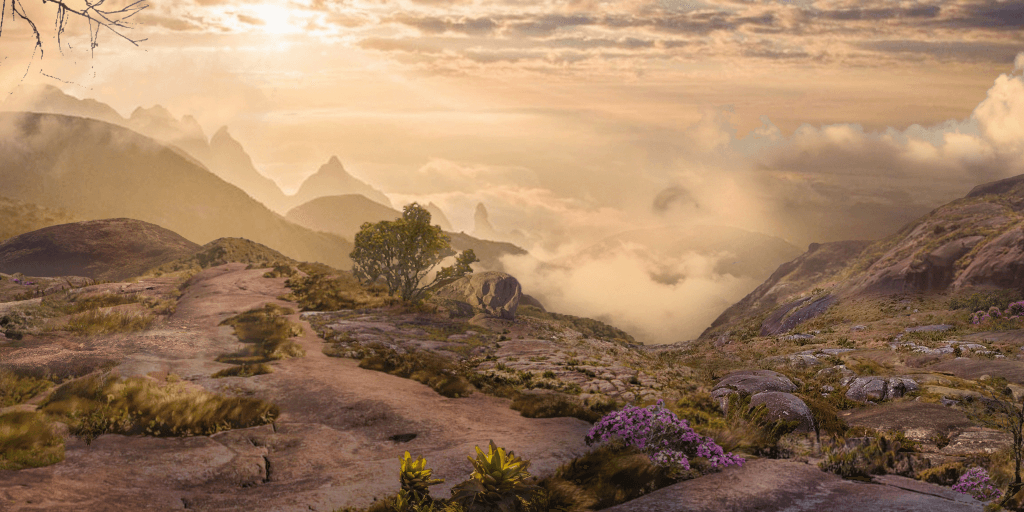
[217,304,305,364]
[358,347,476,398]
[147,237,297,276]
[282,270,392,311]
[948,289,1023,314]
[40,374,279,442]
[509,392,606,423]
[212,363,273,378]
[65,309,154,335]
[539,442,680,510]
[0,369,54,406]
[0,411,64,470]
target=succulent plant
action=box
[400,451,445,500]
[450,440,545,512]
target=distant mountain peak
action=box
[289,157,392,210]
[130,105,174,121]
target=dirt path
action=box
[0,264,592,511]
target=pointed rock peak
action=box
[317,156,349,175]
[211,126,241,147]
[475,203,489,218]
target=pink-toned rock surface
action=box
[0,264,591,511]
[602,458,982,512]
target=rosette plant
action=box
[450,441,545,512]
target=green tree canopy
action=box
[350,203,478,301]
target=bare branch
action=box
[1,0,148,60]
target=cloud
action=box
[503,247,762,344]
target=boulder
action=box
[711,370,797,408]
[749,391,815,433]
[435,271,522,320]
[845,376,919,402]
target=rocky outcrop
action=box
[712,370,797,399]
[435,271,522,320]
[760,294,836,336]
[712,370,814,432]
[749,391,815,433]
[845,376,919,402]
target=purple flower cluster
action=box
[585,400,744,472]
[971,301,1024,324]
[9,278,35,286]
[952,467,1001,502]
[1009,301,1024,317]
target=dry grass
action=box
[217,304,306,364]
[0,411,64,470]
[0,369,55,407]
[212,363,273,378]
[65,308,154,335]
[281,270,393,311]
[40,374,279,441]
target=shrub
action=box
[586,400,743,474]
[0,411,64,470]
[953,467,1002,502]
[949,290,1022,314]
[1008,301,1024,317]
[918,462,965,486]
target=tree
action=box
[350,203,478,301]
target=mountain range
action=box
[0,84,391,215]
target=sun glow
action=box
[247,3,298,35]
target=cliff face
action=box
[701,173,1024,339]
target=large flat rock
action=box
[602,458,982,512]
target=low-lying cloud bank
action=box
[399,54,1024,343]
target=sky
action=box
[1,0,1023,342]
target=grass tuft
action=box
[40,374,279,442]
[0,369,54,407]
[510,393,607,423]
[212,363,273,378]
[65,309,154,335]
[217,304,306,364]
[0,411,64,470]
